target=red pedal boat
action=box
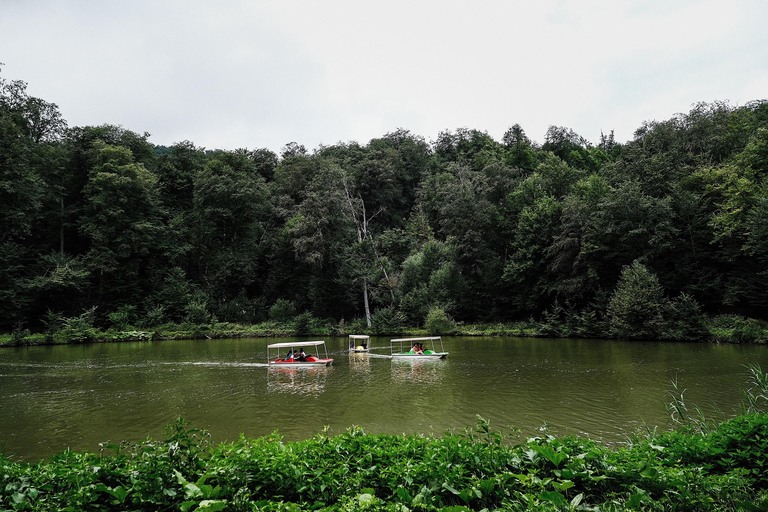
[267,340,334,367]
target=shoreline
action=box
[2,320,766,347]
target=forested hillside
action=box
[2,69,767,338]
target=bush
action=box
[607,260,665,339]
[370,306,406,335]
[62,307,99,343]
[709,314,747,329]
[184,298,211,325]
[4,411,768,511]
[108,305,137,331]
[215,289,257,324]
[662,292,708,341]
[142,304,166,328]
[269,299,297,323]
[292,311,314,335]
[10,324,31,346]
[398,286,431,326]
[346,317,370,335]
[331,318,348,336]
[41,309,64,341]
[536,300,568,337]
[425,306,455,335]
[708,315,768,344]
[730,318,767,343]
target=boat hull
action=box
[269,358,333,367]
[391,353,448,359]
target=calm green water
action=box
[1,336,767,461]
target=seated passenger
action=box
[285,350,293,360]
[297,349,307,361]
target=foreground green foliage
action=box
[2,415,768,511]
[3,368,768,511]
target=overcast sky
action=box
[2,0,767,154]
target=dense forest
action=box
[2,68,768,339]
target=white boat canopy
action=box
[390,336,448,358]
[349,334,371,352]
[267,340,327,349]
[266,340,332,366]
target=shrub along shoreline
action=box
[2,367,768,511]
[2,312,767,348]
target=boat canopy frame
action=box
[348,334,371,351]
[390,336,447,356]
[267,340,330,362]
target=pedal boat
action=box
[268,340,334,367]
[390,336,449,359]
[348,334,371,353]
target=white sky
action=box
[2,0,767,154]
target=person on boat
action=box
[297,348,307,362]
[412,342,423,354]
[285,350,293,360]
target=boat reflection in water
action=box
[390,358,444,385]
[348,352,371,373]
[266,367,332,395]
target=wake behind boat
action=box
[390,337,449,359]
[267,340,334,367]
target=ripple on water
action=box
[1,337,767,461]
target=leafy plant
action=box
[370,306,405,335]
[41,309,64,340]
[607,260,665,340]
[107,304,137,331]
[2,408,768,510]
[62,307,98,343]
[662,292,708,341]
[269,299,297,323]
[292,311,314,335]
[9,322,30,346]
[142,304,167,327]
[185,297,212,325]
[425,306,455,335]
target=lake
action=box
[1,336,767,462]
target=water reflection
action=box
[2,336,768,462]
[348,352,371,373]
[266,367,332,396]
[390,358,444,384]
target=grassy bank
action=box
[2,313,767,348]
[2,367,768,511]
